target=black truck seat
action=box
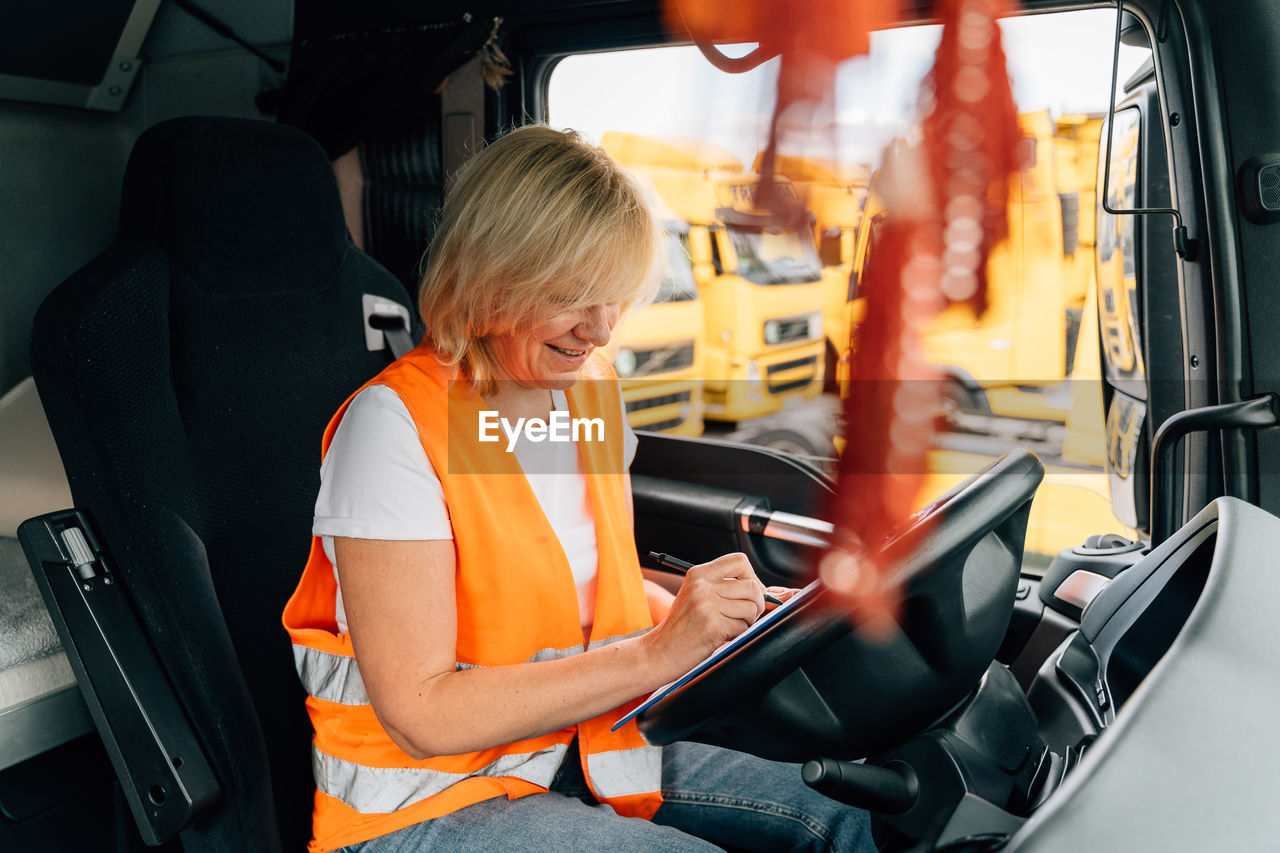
[25,116,414,852]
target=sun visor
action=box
[0,0,161,112]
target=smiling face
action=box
[416,126,661,396]
[489,302,621,389]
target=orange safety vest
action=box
[282,345,662,853]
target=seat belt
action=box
[362,294,415,359]
[372,316,415,360]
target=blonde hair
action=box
[418,125,661,393]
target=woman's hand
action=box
[639,553,768,681]
[764,586,800,609]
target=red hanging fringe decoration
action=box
[820,0,1020,629]
[664,0,1022,629]
[918,0,1021,317]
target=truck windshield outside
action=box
[728,224,824,285]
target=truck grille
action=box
[630,341,695,375]
[625,390,693,413]
[626,389,693,433]
[636,415,687,432]
[766,356,817,394]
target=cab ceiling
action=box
[133,0,1160,64]
[141,0,292,58]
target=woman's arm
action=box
[336,536,764,760]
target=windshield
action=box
[656,231,699,302]
[727,225,823,285]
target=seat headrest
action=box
[118,117,350,296]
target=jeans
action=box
[343,740,875,852]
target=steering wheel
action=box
[637,449,1045,762]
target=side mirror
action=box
[818,228,843,267]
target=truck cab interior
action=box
[3,1,1280,851]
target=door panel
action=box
[630,433,832,587]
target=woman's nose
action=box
[575,305,617,346]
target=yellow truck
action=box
[760,153,871,392]
[602,132,827,423]
[839,111,1082,424]
[609,171,706,437]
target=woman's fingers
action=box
[717,595,765,629]
[764,586,799,610]
[687,552,758,583]
[643,553,784,680]
[685,556,764,619]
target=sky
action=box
[548,9,1151,171]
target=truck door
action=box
[1096,60,1200,539]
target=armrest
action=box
[18,509,219,845]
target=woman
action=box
[284,125,874,852]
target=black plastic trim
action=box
[17,510,219,846]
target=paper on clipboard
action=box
[612,579,821,731]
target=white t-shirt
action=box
[313,384,637,634]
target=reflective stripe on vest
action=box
[316,742,571,814]
[282,347,663,852]
[293,626,651,705]
[293,644,368,706]
[586,745,665,798]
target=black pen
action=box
[648,551,784,605]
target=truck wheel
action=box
[748,428,837,459]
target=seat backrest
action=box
[30,116,413,852]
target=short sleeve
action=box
[313,384,453,542]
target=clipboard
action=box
[613,579,822,731]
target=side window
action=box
[548,12,1151,571]
[658,232,699,303]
